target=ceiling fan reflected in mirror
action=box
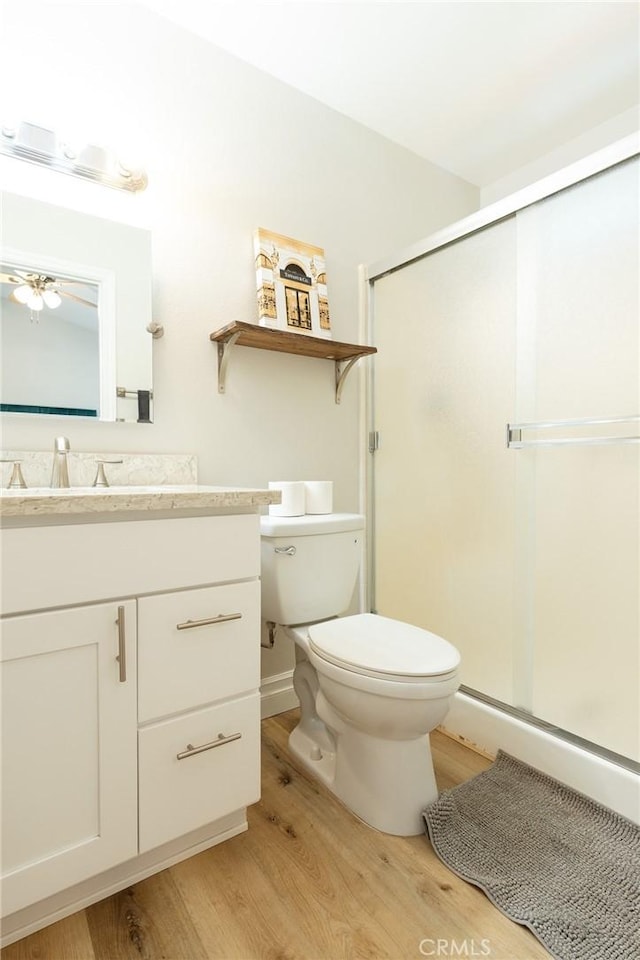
[0,270,98,312]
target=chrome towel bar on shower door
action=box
[506,415,640,448]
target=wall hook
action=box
[146,320,164,339]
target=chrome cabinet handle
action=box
[176,612,242,631]
[275,545,296,556]
[115,605,126,682]
[176,732,242,760]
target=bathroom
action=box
[1,2,638,958]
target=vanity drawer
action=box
[138,694,260,853]
[1,514,260,615]
[138,580,260,722]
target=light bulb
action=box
[13,284,31,304]
[42,290,62,309]
[28,292,44,311]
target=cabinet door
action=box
[1,601,138,916]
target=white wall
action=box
[481,106,639,205]
[0,2,478,682]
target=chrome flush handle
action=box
[274,545,297,556]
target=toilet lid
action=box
[308,613,460,679]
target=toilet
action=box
[260,512,460,836]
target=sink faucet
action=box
[51,436,71,488]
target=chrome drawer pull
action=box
[176,612,242,631]
[115,605,126,683]
[176,732,242,760]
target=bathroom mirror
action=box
[0,192,153,423]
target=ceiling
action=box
[138,1,639,188]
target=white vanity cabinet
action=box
[1,600,138,917]
[0,506,265,946]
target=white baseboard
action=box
[260,670,297,719]
[441,691,640,823]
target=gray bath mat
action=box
[423,750,640,960]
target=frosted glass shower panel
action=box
[373,218,518,703]
[518,158,639,421]
[531,445,639,760]
[522,159,640,761]
[371,152,639,763]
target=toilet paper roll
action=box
[268,481,306,517]
[304,480,333,514]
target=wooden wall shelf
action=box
[210,321,377,403]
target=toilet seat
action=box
[308,612,460,683]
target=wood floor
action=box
[3,710,550,960]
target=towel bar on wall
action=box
[506,415,640,448]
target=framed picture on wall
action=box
[254,228,332,339]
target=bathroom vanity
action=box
[0,484,278,946]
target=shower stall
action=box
[365,139,639,818]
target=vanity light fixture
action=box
[0,121,147,193]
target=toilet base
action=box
[289,723,337,790]
[288,703,439,836]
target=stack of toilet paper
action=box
[268,480,333,516]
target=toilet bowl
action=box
[284,615,459,835]
[260,514,461,836]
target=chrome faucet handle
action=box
[93,458,123,488]
[1,459,27,489]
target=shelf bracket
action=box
[211,322,376,401]
[217,331,242,393]
[335,357,360,404]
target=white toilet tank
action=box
[260,513,365,625]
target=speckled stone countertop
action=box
[0,485,280,519]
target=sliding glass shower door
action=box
[370,156,639,762]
